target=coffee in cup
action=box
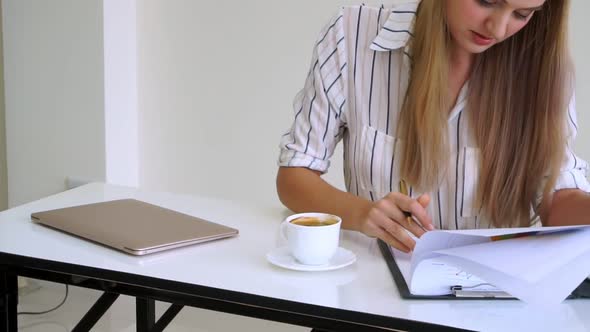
[290,216,339,227]
[281,213,342,265]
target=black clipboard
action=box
[377,239,590,300]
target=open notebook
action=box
[378,226,590,305]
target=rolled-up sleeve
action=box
[278,11,348,174]
[553,95,590,192]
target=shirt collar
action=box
[370,0,420,53]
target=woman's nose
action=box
[485,13,510,40]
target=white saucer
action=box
[266,247,356,272]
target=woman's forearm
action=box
[544,189,590,226]
[276,167,372,232]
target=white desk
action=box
[0,183,589,331]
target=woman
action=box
[276,0,590,253]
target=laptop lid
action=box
[31,199,239,256]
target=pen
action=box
[399,179,427,232]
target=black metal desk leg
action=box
[151,304,183,332]
[72,292,120,332]
[136,297,155,332]
[0,268,18,332]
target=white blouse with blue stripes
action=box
[278,1,590,229]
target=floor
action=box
[17,279,307,332]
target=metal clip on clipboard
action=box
[450,284,514,298]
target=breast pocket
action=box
[460,147,481,218]
[358,125,402,200]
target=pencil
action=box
[398,179,414,227]
[399,179,427,231]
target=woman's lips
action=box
[471,30,494,46]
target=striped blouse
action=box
[278,1,590,229]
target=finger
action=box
[372,199,412,227]
[404,215,427,238]
[417,194,431,208]
[369,209,416,250]
[375,196,428,237]
[374,227,412,253]
[372,209,417,250]
[383,202,426,238]
[413,194,433,232]
[391,193,434,231]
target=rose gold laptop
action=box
[31,199,239,255]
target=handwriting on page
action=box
[410,258,501,295]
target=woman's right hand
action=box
[358,193,433,253]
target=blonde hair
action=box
[398,1,451,190]
[399,0,572,227]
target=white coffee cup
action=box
[281,212,342,265]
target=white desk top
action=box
[1,183,588,332]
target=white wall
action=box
[137,0,389,206]
[571,0,590,159]
[0,4,7,211]
[2,0,106,207]
[103,0,139,188]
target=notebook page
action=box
[432,228,590,304]
[412,226,589,279]
[412,232,490,270]
[410,256,498,295]
[392,248,413,285]
[441,225,587,237]
[434,227,590,283]
[394,247,501,296]
[436,250,590,305]
[394,226,590,298]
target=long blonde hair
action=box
[398,0,572,227]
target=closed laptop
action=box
[31,199,239,255]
